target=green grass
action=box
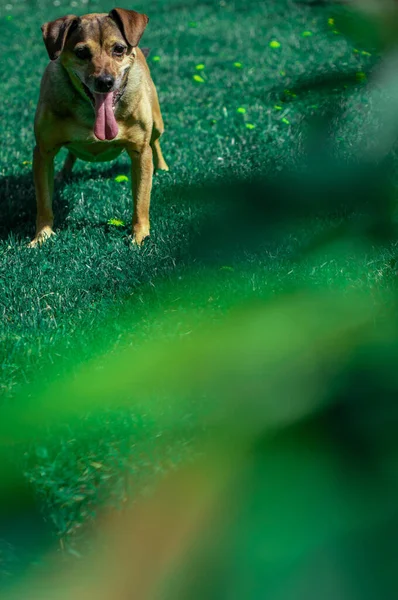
[1,0,398,578]
[0,0,388,393]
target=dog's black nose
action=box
[94,74,115,93]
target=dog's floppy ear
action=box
[109,8,149,47]
[41,15,79,61]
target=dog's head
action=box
[41,9,148,140]
[41,8,148,96]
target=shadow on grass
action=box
[0,163,130,242]
[0,158,181,243]
[0,151,395,264]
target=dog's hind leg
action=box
[150,88,169,172]
[151,136,169,172]
[57,151,77,182]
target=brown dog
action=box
[31,7,168,247]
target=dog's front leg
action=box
[29,145,58,247]
[127,144,154,245]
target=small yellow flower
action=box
[152,56,160,62]
[107,218,125,227]
[114,175,129,183]
[269,40,281,49]
[274,105,283,111]
[281,118,290,125]
[22,160,32,165]
[233,62,243,68]
[237,107,246,114]
[302,31,313,37]
[246,123,255,130]
[328,18,334,26]
[193,74,205,83]
[195,63,205,70]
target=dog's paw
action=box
[155,160,169,173]
[130,226,150,247]
[28,227,55,248]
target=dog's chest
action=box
[64,115,147,161]
[66,142,125,163]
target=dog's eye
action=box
[113,44,126,56]
[74,46,91,60]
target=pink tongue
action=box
[94,93,119,141]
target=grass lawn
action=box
[1,0,398,583]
